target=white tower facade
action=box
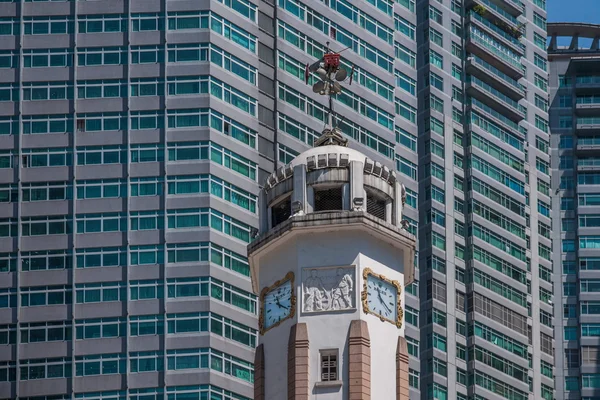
[248,128,416,400]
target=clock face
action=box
[261,277,294,333]
[366,275,398,321]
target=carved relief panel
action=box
[301,266,356,313]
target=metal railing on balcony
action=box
[468,76,523,114]
[476,0,519,25]
[470,56,524,94]
[578,137,600,146]
[578,159,600,167]
[469,11,524,50]
[578,117,600,125]
[471,98,522,132]
[469,26,522,70]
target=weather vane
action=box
[304,42,354,147]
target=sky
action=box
[547,0,599,24]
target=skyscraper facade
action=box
[548,22,600,400]
[415,0,552,399]
[0,0,421,399]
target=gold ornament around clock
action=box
[259,271,296,335]
[361,268,403,328]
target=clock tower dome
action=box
[247,125,416,400]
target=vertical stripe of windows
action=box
[21,285,72,307]
[74,249,120,271]
[20,358,72,380]
[22,181,72,201]
[21,250,71,271]
[23,48,72,68]
[77,79,127,99]
[130,245,165,265]
[216,0,257,21]
[75,354,126,376]
[22,114,73,134]
[78,14,127,33]
[166,312,257,348]
[20,321,72,343]
[75,282,126,303]
[167,11,256,53]
[167,277,257,314]
[75,318,126,339]
[167,208,251,243]
[76,179,126,199]
[166,348,253,382]
[167,140,257,181]
[77,47,127,66]
[166,242,249,276]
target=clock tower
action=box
[247,125,416,399]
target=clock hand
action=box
[377,292,392,314]
[275,298,290,310]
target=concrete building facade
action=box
[0,0,419,398]
[415,0,553,399]
[548,22,600,400]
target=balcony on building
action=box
[466,76,526,123]
[577,136,600,152]
[466,55,525,100]
[467,10,525,57]
[466,0,524,27]
[575,95,600,117]
[467,24,524,80]
[576,117,600,133]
